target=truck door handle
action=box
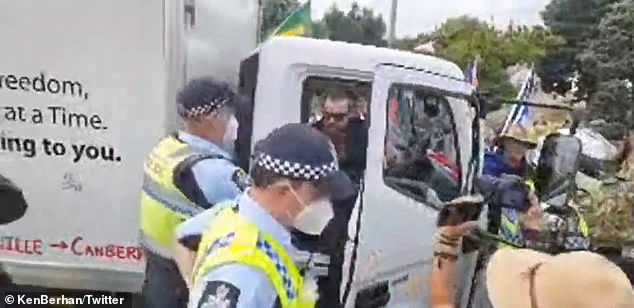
[354,280,391,308]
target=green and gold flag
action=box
[269,1,312,38]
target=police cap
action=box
[176,77,236,118]
[253,123,356,201]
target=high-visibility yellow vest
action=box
[497,179,535,249]
[139,136,214,258]
[498,179,590,249]
[498,208,523,249]
[192,207,316,308]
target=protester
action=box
[310,90,369,306]
[483,125,538,178]
[312,90,367,183]
[429,198,634,308]
[486,249,634,308]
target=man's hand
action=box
[438,221,479,240]
[436,195,483,228]
[521,191,544,231]
[174,241,197,288]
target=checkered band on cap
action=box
[179,97,230,118]
[253,152,338,181]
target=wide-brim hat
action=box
[486,249,634,308]
[496,125,539,149]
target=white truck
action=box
[0,0,259,293]
[1,0,484,307]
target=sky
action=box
[310,0,552,37]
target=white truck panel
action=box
[0,0,185,292]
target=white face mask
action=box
[222,115,239,151]
[288,186,334,235]
[293,198,334,235]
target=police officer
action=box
[179,123,355,308]
[139,77,247,308]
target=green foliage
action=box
[393,16,558,100]
[577,179,634,248]
[581,0,634,127]
[317,3,387,46]
[260,0,387,46]
[537,0,619,97]
[541,0,634,127]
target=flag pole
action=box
[267,1,308,39]
[256,0,265,44]
[501,62,535,134]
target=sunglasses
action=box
[323,111,348,122]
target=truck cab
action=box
[236,37,482,307]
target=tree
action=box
[537,0,619,96]
[579,0,634,126]
[317,3,387,47]
[260,1,387,46]
[391,16,559,101]
[391,33,434,51]
[433,16,517,98]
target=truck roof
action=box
[254,37,467,81]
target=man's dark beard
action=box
[322,126,347,159]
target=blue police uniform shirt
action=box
[177,131,243,207]
[186,191,287,308]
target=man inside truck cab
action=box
[311,90,368,184]
[139,77,247,308]
[309,90,369,306]
[179,123,356,308]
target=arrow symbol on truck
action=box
[50,241,68,250]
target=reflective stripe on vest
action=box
[565,205,591,250]
[140,136,205,258]
[498,208,523,249]
[192,207,315,308]
[497,179,591,250]
[498,179,535,249]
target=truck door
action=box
[341,64,474,307]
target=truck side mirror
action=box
[534,133,582,206]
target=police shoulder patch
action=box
[231,168,252,191]
[196,281,240,308]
